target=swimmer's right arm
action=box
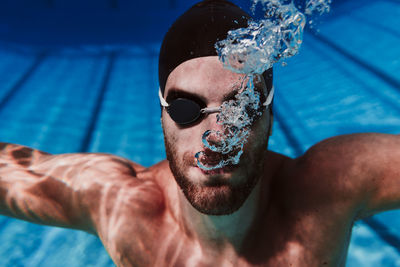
[0,142,144,234]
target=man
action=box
[0,0,399,266]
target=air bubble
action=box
[196,0,332,171]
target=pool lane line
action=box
[272,93,310,157]
[307,29,400,91]
[273,94,400,254]
[0,51,47,112]
[363,217,400,254]
[305,34,400,113]
[350,14,400,40]
[385,0,400,5]
[79,52,116,152]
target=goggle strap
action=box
[201,107,220,114]
[263,86,274,107]
[158,87,169,107]
[159,86,275,109]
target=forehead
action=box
[164,56,245,97]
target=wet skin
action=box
[1,57,400,266]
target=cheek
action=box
[247,112,271,147]
[162,116,179,153]
[162,114,203,154]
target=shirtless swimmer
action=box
[1,0,400,266]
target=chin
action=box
[164,134,266,215]
[185,184,244,215]
[173,164,259,215]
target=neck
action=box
[177,177,269,252]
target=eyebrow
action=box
[222,87,240,101]
[166,88,206,104]
[223,83,265,102]
[165,83,265,104]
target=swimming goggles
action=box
[159,86,274,125]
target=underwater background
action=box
[0,0,399,266]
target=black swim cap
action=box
[158,0,273,96]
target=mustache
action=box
[199,147,243,166]
[183,147,244,171]
[182,150,198,167]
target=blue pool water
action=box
[0,0,399,266]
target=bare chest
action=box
[102,211,353,267]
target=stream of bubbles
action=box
[196,0,331,170]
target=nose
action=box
[202,112,225,148]
[203,110,224,130]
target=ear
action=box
[268,113,274,136]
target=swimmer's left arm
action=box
[355,133,400,218]
[301,133,400,220]
[314,133,400,219]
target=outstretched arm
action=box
[0,142,144,234]
[353,133,400,218]
[301,133,400,219]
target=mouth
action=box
[196,147,242,167]
[199,164,238,175]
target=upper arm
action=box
[0,143,145,234]
[351,134,400,218]
[298,134,400,220]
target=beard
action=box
[164,135,267,216]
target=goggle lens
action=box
[159,86,274,126]
[167,98,202,125]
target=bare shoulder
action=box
[297,133,399,180]
[73,154,167,234]
[279,133,400,218]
